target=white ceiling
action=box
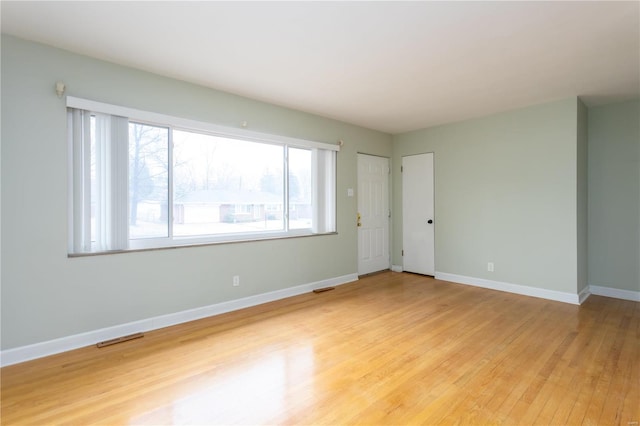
[2,1,639,134]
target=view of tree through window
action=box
[128,123,169,239]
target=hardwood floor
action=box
[2,272,638,425]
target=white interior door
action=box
[402,153,435,275]
[357,154,390,275]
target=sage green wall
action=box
[588,100,640,292]
[392,98,581,294]
[0,35,392,350]
[577,99,588,293]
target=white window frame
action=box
[67,97,339,255]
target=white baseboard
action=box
[589,285,640,302]
[0,273,358,367]
[578,286,591,304]
[390,265,403,272]
[435,272,583,305]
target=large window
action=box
[68,97,338,254]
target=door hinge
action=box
[402,249,404,256]
[401,166,403,172]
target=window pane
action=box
[173,130,284,237]
[129,123,169,239]
[288,148,312,230]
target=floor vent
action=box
[96,332,144,348]
[313,287,335,293]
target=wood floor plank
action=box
[547,298,612,425]
[1,272,638,425]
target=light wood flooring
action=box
[1,272,639,425]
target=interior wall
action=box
[577,99,588,293]
[0,35,392,350]
[392,98,580,294]
[587,100,640,292]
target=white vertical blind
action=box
[93,114,129,251]
[94,113,108,248]
[109,116,129,250]
[69,109,92,253]
[70,110,129,252]
[312,149,336,234]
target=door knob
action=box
[427,219,433,224]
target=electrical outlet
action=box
[487,262,494,272]
[233,275,240,286]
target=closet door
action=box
[402,153,435,275]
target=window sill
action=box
[68,231,338,258]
